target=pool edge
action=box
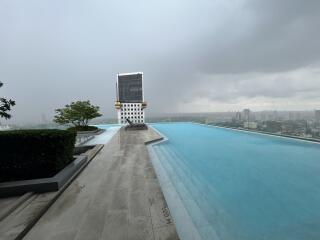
[147,126,203,240]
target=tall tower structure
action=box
[115,72,147,124]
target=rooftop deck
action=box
[24,127,178,240]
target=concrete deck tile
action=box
[0,194,40,240]
[149,201,174,229]
[128,216,154,240]
[74,206,107,240]
[101,210,128,240]
[110,189,128,211]
[0,196,21,221]
[24,184,91,239]
[144,166,158,179]
[128,190,150,218]
[49,229,77,240]
[153,225,180,240]
[130,175,146,193]
[114,171,131,190]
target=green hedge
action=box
[67,125,98,132]
[0,129,76,182]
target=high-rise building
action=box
[242,109,250,122]
[235,111,242,121]
[115,72,147,124]
[315,110,320,123]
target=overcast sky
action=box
[1,0,320,124]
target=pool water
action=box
[150,123,320,240]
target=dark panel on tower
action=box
[118,73,143,103]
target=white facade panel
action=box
[117,103,145,124]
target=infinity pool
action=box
[149,123,320,240]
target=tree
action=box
[0,82,15,119]
[54,100,102,128]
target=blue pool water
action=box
[150,123,320,240]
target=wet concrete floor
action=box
[24,127,179,240]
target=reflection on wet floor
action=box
[84,126,121,145]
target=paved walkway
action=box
[24,128,179,240]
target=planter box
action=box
[0,155,87,198]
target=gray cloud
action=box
[191,66,320,101]
[0,0,320,124]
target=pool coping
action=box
[147,126,202,240]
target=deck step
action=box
[153,145,220,239]
[163,145,231,238]
[0,192,34,222]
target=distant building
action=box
[235,111,242,121]
[271,111,278,121]
[115,72,147,124]
[289,112,295,121]
[243,121,258,129]
[242,109,251,122]
[315,110,320,123]
[263,121,282,133]
[0,125,11,131]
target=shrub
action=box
[0,129,76,182]
[67,125,98,132]
[0,82,15,120]
[54,100,102,127]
